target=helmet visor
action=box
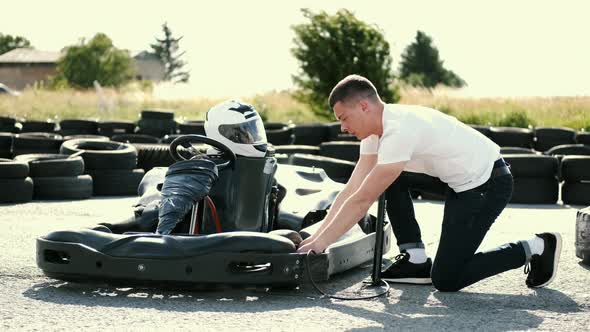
[218,118,267,144]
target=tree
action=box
[150,23,190,83]
[291,9,399,118]
[399,31,466,89]
[0,33,31,55]
[56,33,134,88]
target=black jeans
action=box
[385,170,528,292]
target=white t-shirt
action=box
[360,104,500,192]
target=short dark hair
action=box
[328,74,379,109]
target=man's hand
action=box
[296,238,327,254]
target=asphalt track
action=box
[1,196,589,331]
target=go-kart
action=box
[36,135,392,289]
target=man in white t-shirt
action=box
[296,74,562,291]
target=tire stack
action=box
[0,159,33,203]
[21,120,56,133]
[136,110,177,138]
[289,153,355,184]
[500,147,537,155]
[326,122,358,141]
[293,123,329,146]
[576,131,590,145]
[489,127,534,148]
[0,133,13,158]
[319,141,360,162]
[560,156,590,206]
[112,134,159,144]
[504,154,559,204]
[12,133,64,156]
[14,154,92,200]
[177,120,206,135]
[534,127,577,152]
[60,139,144,196]
[98,121,136,137]
[0,116,21,133]
[265,123,295,146]
[59,119,99,136]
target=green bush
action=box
[496,111,534,128]
[291,9,399,119]
[458,113,490,126]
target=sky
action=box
[2,0,589,98]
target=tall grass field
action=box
[1,85,590,130]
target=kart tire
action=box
[510,177,558,204]
[575,132,590,145]
[290,153,355,183]
[468,125,491,137]
[293,123,329,146]
[503,154,558,178]
[274,145,319,155]
[534,127,577,152]
[112,134,160,144]
[59,119,99,135]
[562,182,590,206]
[21,120,56,133]
[177,121,206,135]
[98,121,136,137]
[489,127,534,148]
[59,139,137,170]
[133,143,176,171]
[86,169,145,196]
[0,177,33,203]
[33,175,93,200]
[545,144,590,157]
[0,158,29,178]
[319,141,360,162]
[560,156,590,182]
[500,147,537,155]
[141,109,175,120]
[14,154,84,177]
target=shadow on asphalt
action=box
[23,264,581,331]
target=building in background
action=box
[0,48,165,90]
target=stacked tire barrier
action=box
[21,120,56,133]
[560,156,590,205]
[265,123,295,145]
[12,133,64,156]
[489,127,534,148]
[15,154,92,200]
[136,110,176,138]
[534,127,577,152]
[575,206,590,264]
[59,119,99,136]
[0,158,33,203]
[98,121,135,137]
[60,139,143,196]
[0,133,13,158]
[0,116,21,133]
[177,120,205,135]
[292,123,329,146]
[504,154,559,204]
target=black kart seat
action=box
[43,229,296,259]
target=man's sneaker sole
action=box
[532,232,562,288]
[381,277,432,285]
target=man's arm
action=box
[297,161,406,253]
[302,154,377,242]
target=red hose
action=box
[205,196,222,233]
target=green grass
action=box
[1,85,590,130]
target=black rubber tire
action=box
[14,154,84,177]
[575,132,590,145]
[0,124,21,134]
[21,120,56,133]
[0,158,29,178]
[0,133,13,158]
[275,145,320,155]
[319,141,361,162]
[86,169,145,196]
[133,143,176,171]
[501,147,537,155]
[489,127,534,148]
[265,124,295,146]
[534,127,577,152]
[290,153,355,183]
[32,175,93,200]
[59,139,137,170]
[63,135,109,142]
[59,119,99,134]
[0,116,16,127]
[545,144,590,157]
[562,182,590,206]
[511,177,559,204]
[98,121,136,137]
[12,132,64,156]
[468,125,491,137]
[141,109,175,120]
[293,123,330,145]
[112,134,160,144]
[560,156,590,182]
[0,177,33,203]
[503,154,558,178]
[177,121,205,135]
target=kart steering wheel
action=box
[169,134,237,170]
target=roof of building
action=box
[0,48,61,63]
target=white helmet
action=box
[204,100,268,158]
